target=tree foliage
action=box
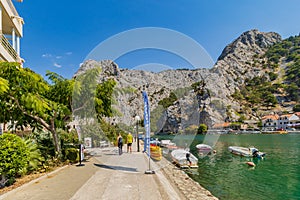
[0,62,73,157]
[95,78,116,119]
[265,35,300,101]
[158,92,178,108]
[197,124,208,134]
[232,75,278,107]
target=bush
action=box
[65,148,78,162]
[24,139,44,173]
[158,92,178,108]
[293,104,300,112]
[0,133,29,188]
[197,124,208,134]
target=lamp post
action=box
[135,115,141,152]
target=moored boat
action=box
[228,146,265,158]
[262,130,288,134]
[160,139,178,150]
[195,144,213,153]
[171,149,198,168]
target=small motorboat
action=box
[228,146,265,158]
[150,140,161,146]
[195,144,213,153]
[171,149,198,168]
[160,139,178,150]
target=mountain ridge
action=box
[75,29,287,133]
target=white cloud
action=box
[54,62,62,68]
[42,53,52,58]
[66,52,72,55]
[56,56,62,59]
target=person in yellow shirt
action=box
[127,132,133,153]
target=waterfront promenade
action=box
[0,141,217,200]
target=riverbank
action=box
[141,141,218,199]
[159,158,218,200]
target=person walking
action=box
[127,132,133,153]
[117,133,123,155]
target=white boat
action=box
[171,149,198,168]
[228,146,265,158]
[160,139,178,150]
[195,144,212,153]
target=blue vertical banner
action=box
[143,91,150,157]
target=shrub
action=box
[65,148,78,162]
[185,125,198,134]
[197,124,208,134]
[0,133,29,188]
[158,92,178,108]
[24,139,44,173]
[293,104,300,112]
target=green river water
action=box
[158,133,300,200]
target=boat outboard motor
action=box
[252,148,259,157]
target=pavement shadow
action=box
[94,163,138,172]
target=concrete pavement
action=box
[0,141,183,200]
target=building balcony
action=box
[0,0,23,63]
[1,0,23,37]
[0,33,19,62]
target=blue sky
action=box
[14,0,300,79]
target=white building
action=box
[277,114,300,130]
[0,0,23,134]
[262,114,279,131]
[0,0,23,63]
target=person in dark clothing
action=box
[186,152,192,166]
[117,133,123,155]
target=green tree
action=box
[197,124,208,134]
[293,104,300,112]
[72,67,117,143]
[0,62,73,158]
[158,92,178,108]
[95,78,117,119]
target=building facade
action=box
[262,114,279,131]
[0,0,23,63]
[277,114,300,130]
[0,0,23,134]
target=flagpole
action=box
[143,91,155,174]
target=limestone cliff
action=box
[74,29,282,133]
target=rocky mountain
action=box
[74,29,282,133]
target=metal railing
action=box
[0,33,18,61]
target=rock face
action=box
[74,30,282,133]
[212,29,281,91]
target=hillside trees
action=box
[232,75,278,108]
[265,35,300,101]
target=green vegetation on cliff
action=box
[232,35,300,112]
